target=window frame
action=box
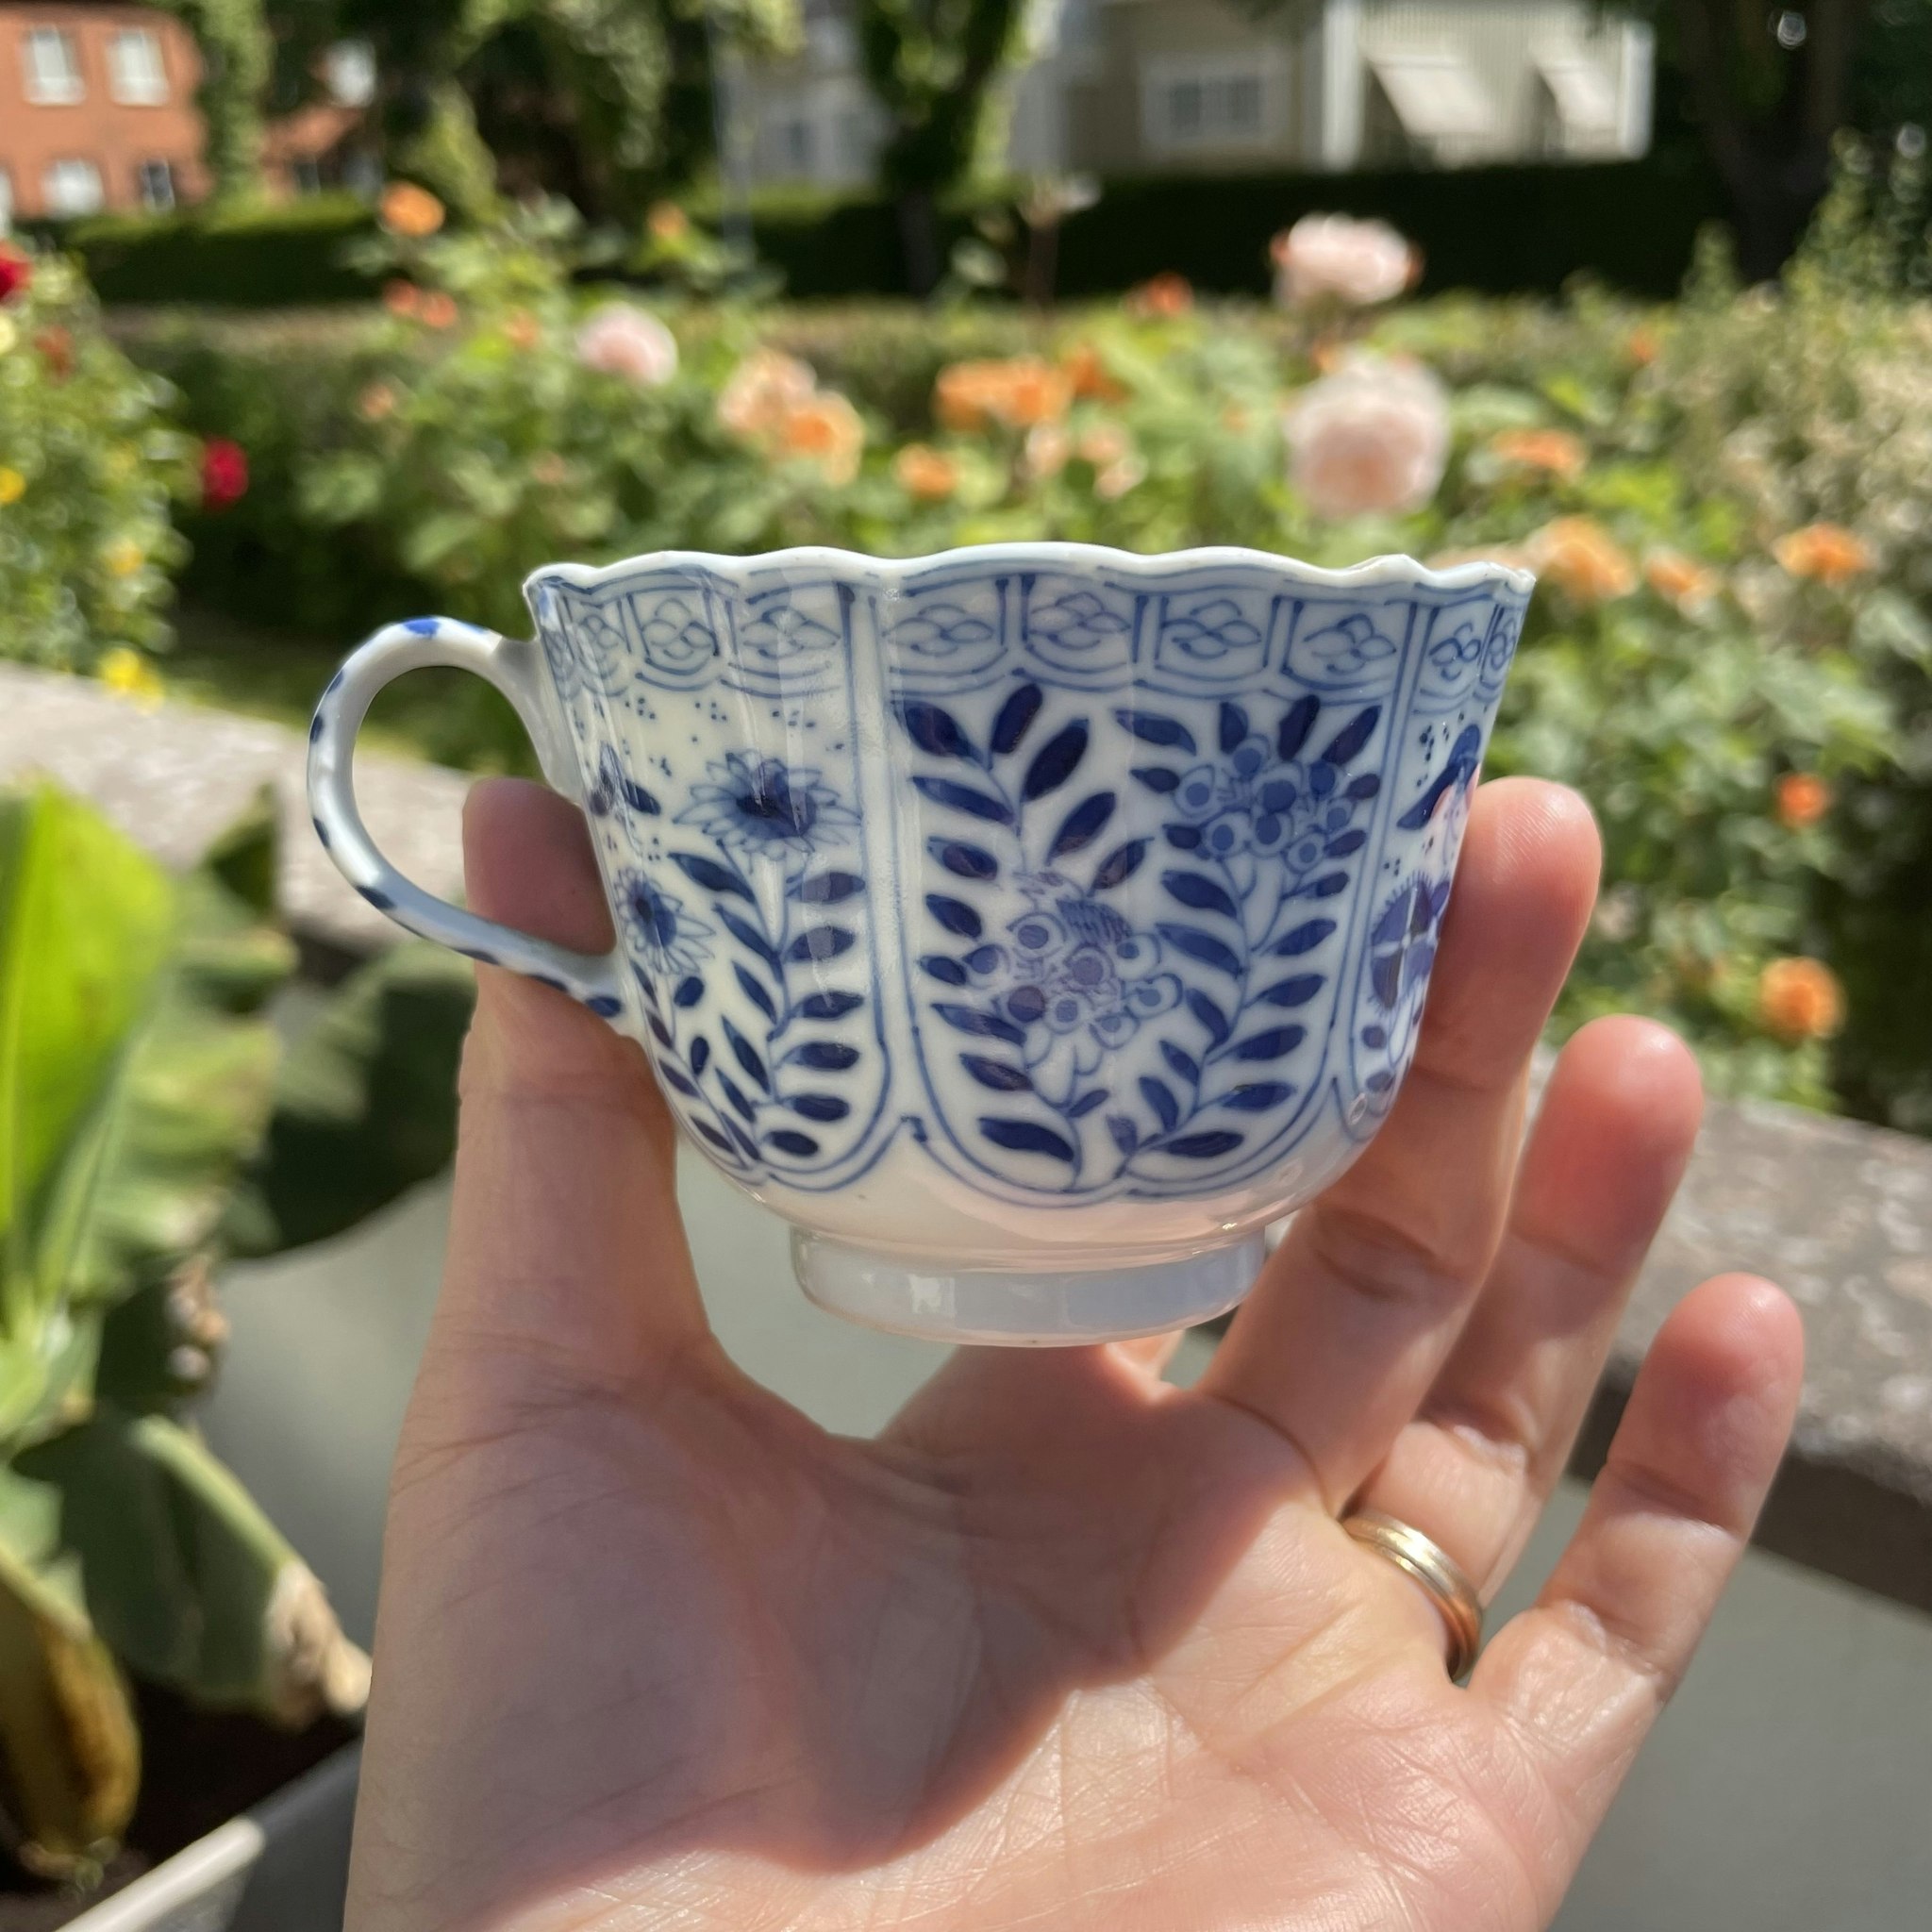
[23,25,86,105]
[108,27,170,107]
[1141,48,1286,157]
[41,157,106,218]
[136,158,176,210]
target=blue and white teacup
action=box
[309,544,1532,1343]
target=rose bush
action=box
[80,162,1932,1125]
[0,243,195,671]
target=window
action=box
[1142,52,1283,155]
[108,27,168,105]
[42,159,104,217]
[137,159,175,210]
[836,110,871,173]
[777,116,815,175]
[324,40,375,108]
[23,25,84,104]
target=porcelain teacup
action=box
[308,543,1532,1343]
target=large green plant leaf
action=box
[225,942,475,1257]
[18,1408,367,1726]
[0,789,176,1299]
[0,785,294,1447]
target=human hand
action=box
[347,775,1802,1932]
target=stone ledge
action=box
[0,664,470,955]
[7,662,1930,1610]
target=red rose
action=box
[0,246,32,304]
[200,438,250,510]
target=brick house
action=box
[0,3,208,223]
[0,3,372,226]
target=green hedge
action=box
[748,150,1727,301]
[44,195,379,307]
[40,157,1724,310]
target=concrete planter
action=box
[67,1746,359,1932]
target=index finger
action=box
[434,777,710,1389]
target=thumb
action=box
[430,777,708,1388]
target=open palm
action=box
[347,776,1801,1932]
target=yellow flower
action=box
[1757,957,1844,1041]
[1525,516,1636,603]
[103,538,144,577]
[0,467,24,506]
[1774,522,1873,585]
[0,315,16,356]
[380,182,445,239]
[97,647,164,708]
[1488,428,1587,480]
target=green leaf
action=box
[225,942,475,1257]
[19,1408,368,1726]
[0,784,292,1444]
[0,787,176,1285]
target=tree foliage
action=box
[269,0,796,217]
[155,0,274,199]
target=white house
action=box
[741,0,1653,189]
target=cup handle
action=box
[307,615,626,1021]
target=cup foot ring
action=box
[791,1232,1267,1346]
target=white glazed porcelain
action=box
[308,544,1532,1344]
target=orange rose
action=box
[504,308,541,351]
[893,442,958,502]
[1625,325,1661,367]
[357,381,399,423]
[1774,522,1873,585]
[718,348,817,441]
[382,279,423,319]
[380,182,445,239]
[1526,516,1636,603]
[1644,549,1722,612]
[776,391,864,486]
[1757,957,1844,1041]
[1124,272,1192,320]
[647,201,691,243]
[1489,428,1587,480]
[1774,773,1832,829]
[1062,341,1125,402]
[1023,422,1070,480]
[417,291,458,330]
[934,358,1070,433]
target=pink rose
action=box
[575,303,678,387]
[1271,214,1419,308]
[1283,356,1449,520]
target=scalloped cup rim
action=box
[525,542,1538,604]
